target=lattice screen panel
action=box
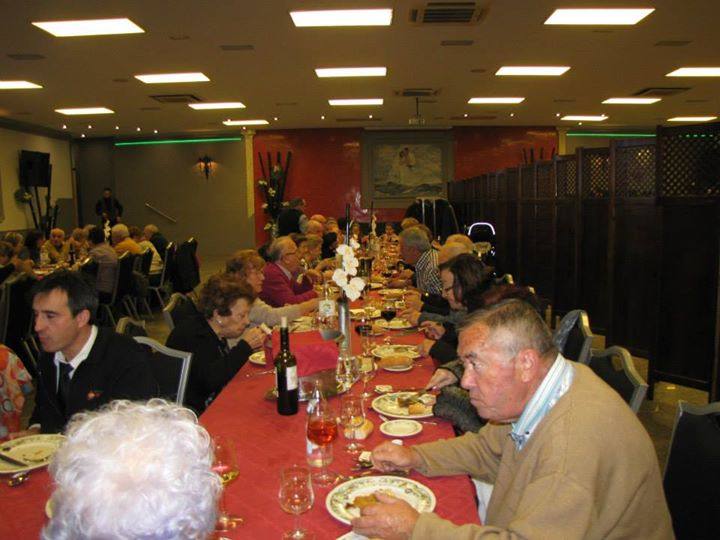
[615,144,656,198]
[505,169,519,201]
[536,162,555,199]
[488,172,499,199]
[520,165,535,200]
[658,126,720,198]
[581,148,610,199]
[555,157,577,198]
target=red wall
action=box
[253,127,558,243]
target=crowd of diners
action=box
[0,203,674,539]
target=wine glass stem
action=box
[294,512,301,536]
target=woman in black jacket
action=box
[166,273,263,414]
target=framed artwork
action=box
[361,131,453,208]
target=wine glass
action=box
[211,435,242,531]
[359,355,377,399]
[278,465,315,540]
[340,394,365,455]
[381,299,396,325]
[306,401,338,486]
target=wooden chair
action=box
[663,401,720,539]
[115,316,148,337]
[588,346,648,413]
[553,309,593,364]
[133,336,192,405]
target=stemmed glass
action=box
[340,394,366,455]
[211,435,243,531]
[306,400,339,486]
[359,355,377,399]
[278,465,315,540]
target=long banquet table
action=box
[0,319,480,539]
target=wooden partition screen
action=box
[534,161,557,303]
[553,154,580,316]
[655,123,720,396]
[503,168,520,278]
[519,164,536,287]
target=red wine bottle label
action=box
[286,365,298,391]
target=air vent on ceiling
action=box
[451,115,496,120]
[336,117,382,122]
[633,87,690,97]
[7,53,45,61]
[410,2,487,25]
[394,88,440,97]
[441,39,474,46]
[150,94,201,104]
[220,44,254,51]
[654,40,691,47]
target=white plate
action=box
[380,420,423,438]
[382,364,413,373]
[0,434,65,474]
[248,351,266,365]
[375,319,413,330]
[371,392,435,419]
[372,344,420,359]
[350,308,380,320]
[326,475,436,525]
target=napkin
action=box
[270,330,339,376]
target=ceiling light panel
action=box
[135,73,209,84]
[667,116,717,122]
[667,67,720,77]
[189,102,246,110]
[0,80,42,89]
[290,9,392,27]
[222,119,269,126]
[55,107,114,115]
[561,115,608,121]
[329,99,384,106]
[496,66,570,76]
[315,67,387,78]
[603,97,660,104]
[32,18,144,37]
[468,97,525,104]
[544,8,654,25]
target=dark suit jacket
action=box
[166,312,252,414]
[149,232,169,257]
[30,327,158,433]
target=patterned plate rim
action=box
[0,434,65,474]
[371,392,434,419]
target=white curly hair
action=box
[42,399,221,540]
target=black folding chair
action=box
[149,242,176,308]
[553,309,593,364]
[134,336,192,405]
[588,346,648,413]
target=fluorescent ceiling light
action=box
[667,116,717,122]
[666,67,720,77]
[561,115,608,121]
[32,18,144,37]
[544,8,654,25]
[55,107,114,115]
[468,97,525,104]
[603,97,660,104]
[0,80,42,89]
[329,99,383,106]
[222,119,269,126]
[189,102,246,110]
[290,9,392,27]
[315,67,387,78]
[496,66,570,76]
[135,72,209,84]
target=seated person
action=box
[321,231,339,260]
[354,300,673,539]
[259,236,319,308]
[298,234,335,273]
[379,223,398,243]
[310,213,326,225]
[391,227,442,295]
[68,227,89,260]
[166,274,261,413]
[305,219,325,236]
[445,233,475,253]
[0,344,32,441]
[129,225,163,279]
[42,399,220,540]
[143,223,169,256]
[111,223,143,255]
[10,271,157,436]
[400,217,419,230]
[24,230,45,264]
[3,231,27,259]
[43,228,70,263]
[85,225,118,302]
[0,241,33,284]
[227,249,318,327]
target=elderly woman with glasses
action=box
[226,249,318,328]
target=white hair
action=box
[110,223,130,241]
[399,226,431,252]
[42,399,221,540]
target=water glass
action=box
[278,465,315,539]
[340,394,366,455]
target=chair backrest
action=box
[78,257,99,280]
[115,252,137,299]
[588,346,648,413]
[133,336,192,405]
[162,292,193,331]
[156,242,176,288]
[553,309,593,364]
[173,238,200,293]
[663,401,720,540]
[115,316,148,337]
[139,248,153,277]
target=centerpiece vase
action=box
[337,293,352,353]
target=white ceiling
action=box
[0,0,718,139]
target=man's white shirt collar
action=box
[54,325,98,379]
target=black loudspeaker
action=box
[19,150,51,187]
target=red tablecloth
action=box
[0,321,480,539]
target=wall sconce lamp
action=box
[197,155,214,180]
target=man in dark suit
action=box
[95,187,123,226]
[10,271,157,436]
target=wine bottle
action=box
[275,316,299,415]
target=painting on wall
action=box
[362,131,453,208]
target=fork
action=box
[377,413,438,426]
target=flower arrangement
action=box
[257,152,292,237]
[332,240,366,301]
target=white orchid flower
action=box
[349,237,360,250]
[332,269,348,287]
[336,244,353,257]
[344,277,366,301]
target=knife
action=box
[0,452,29,468]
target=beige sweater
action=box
[412,364,674,540]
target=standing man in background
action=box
[95,187,123,227]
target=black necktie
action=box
[57,362,73,411]
[219,338,230,356]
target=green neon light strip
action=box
[566,132,655,138]
[114,136,243,147]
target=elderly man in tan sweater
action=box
[353,300,673,539]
